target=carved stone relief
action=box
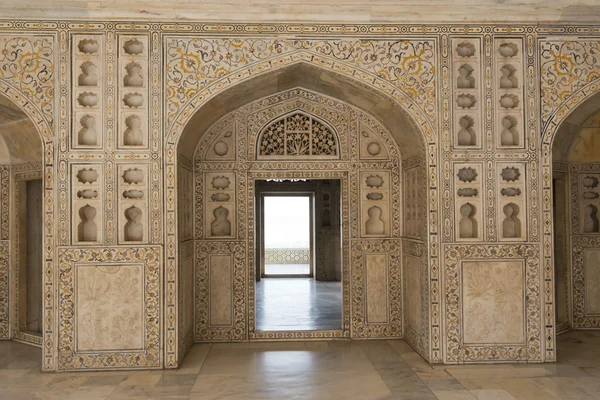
[72,35,104,150]
[452,38,482,149]
[495,38,525,149]
[72,165,103,245]
[454,164,483,240]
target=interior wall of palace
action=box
[0,21,599,371]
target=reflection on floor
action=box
[264,263,310,275]
[1,332,600,399]
[256,277,342,331]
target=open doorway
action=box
[262,195,312,277]
[255,179,342,331]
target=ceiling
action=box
[1,0,599,23]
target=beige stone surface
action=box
[2,0,600,22]
[209,254,233,327]
[365,254,388,324]
[462,261,525,345]
[76,265,144,351]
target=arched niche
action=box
[173,62,433,366]
[0,91,45,350]
[548,91,600,336]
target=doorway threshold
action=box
[249,329,350,341]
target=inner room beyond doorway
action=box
[256,180,342,331]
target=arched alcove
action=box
[173,61,433,366]
[548,91,600,343]
[0,92,44,348]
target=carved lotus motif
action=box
[456,42,476,58]
[456,94,476,109]
[211,193,231,202]
[366,192,384,201]
[499,94,519,109]
[583,192,600,199]
[122,168,144,184]
[457,167,478,183]
[77,189,98,199]
[77,92,99,108]
[499,42,519,58]
[583,176,599,188]
[123,38,144,55]
[78,39,99,54]
[365,175,384,188]
[123,92,144,108]
[212,176,231,190]
[457,188,478,197]
[501,167,521,182]
[76,168,99,184]
[501,187,522,197]
[123,190,144,199]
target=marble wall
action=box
[0,20,598,370]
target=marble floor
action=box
[255,277,342,331]
[263,263,310,275]
[1,331,600,399]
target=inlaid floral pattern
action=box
[540,41,600,126]
[0,36,54,124]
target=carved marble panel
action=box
[584,249,600,315]
[58,247,161,370]
[365,254,389,324]
[118,35,149,149]
[72,35,104,150]
[462,260,525,345]
[195,241,245,341]
[351,240,401,338]
[209,254,234,327]
[72,164,103,245]
[573,237,600,328]
[454,164,483,241]
[404,254,422,335]
[495,38,525,149]
[444,244,540,363]
[76,264,144,351]
[498,162,526,241]
[204,172,236,239]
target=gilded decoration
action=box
[444,244,540,363]
[57,247,161,370]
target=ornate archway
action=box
[165,42,439,367]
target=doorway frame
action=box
[248,171,350,340]
[258,191,315,279]
[10,165,43,347]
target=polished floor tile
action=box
[255,277,342,331]
[0,331,600,399]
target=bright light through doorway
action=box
[264,196,311,275]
